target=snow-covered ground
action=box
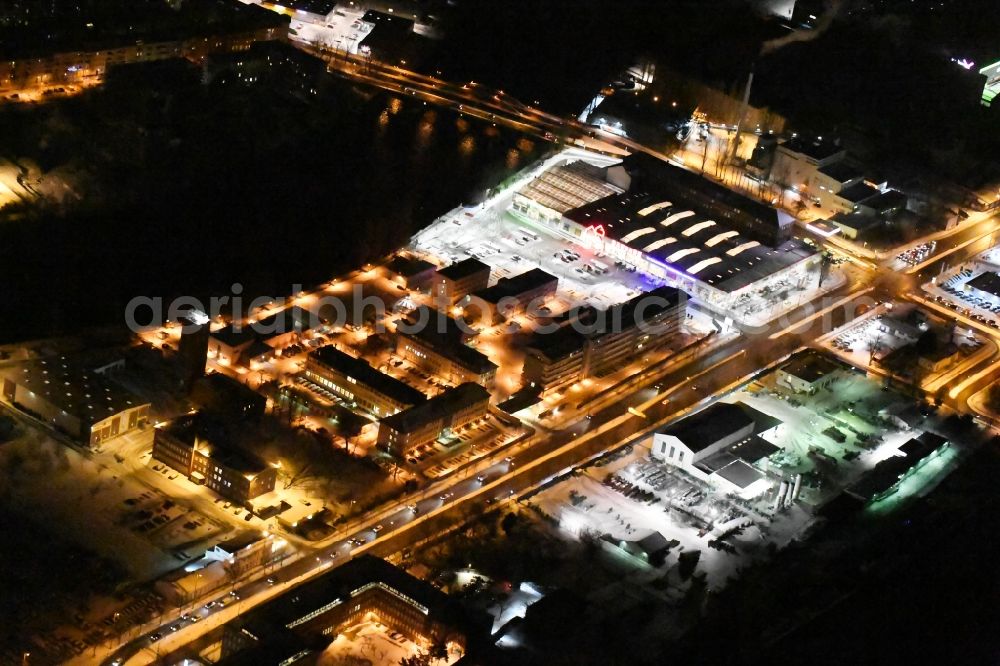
[528,358,952,591]
[317,618,463,665]
[410,151,641,314]
[0,425,232,580]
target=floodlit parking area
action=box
[925,249,1000,329]
[531,452,803,590]
[0,427,235,580]
[423,417,522,479]
[412,207,644,313]
[529,357,957,589]
[735,375,919,506]
[822,302,987,376]
[318,618,463,665]
[239,1,370,53]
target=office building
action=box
[468,268,559,324]
[521,327,589,393]
[770,135,847,195]
[152,413,276,504]
[376,383,490,457]
[0,2,288,92]
[395,310,497,388]
[210,307,312,365]
[190,372,267,423]
[382,254,437,291]
[523,286,688,392]
[304,347,425,417]
[584,285,686,376]
[202,39,326,97]
[434,257,491,305]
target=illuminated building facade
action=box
[152,413,276,504]
[523,286,688,392]
[219,556,491,664]
[376,383,490,457]
[304,346,426,417]
[466,268,559,324]
[395,324,497,388]
[434,257,492,305]
[564,193,818,319]
[510,154,818,322]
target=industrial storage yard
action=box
[527,351,963,590]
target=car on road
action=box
[373,524,384,532]
[150,633,162,642]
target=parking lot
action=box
[926,257,1000,329]
[413,208,643,314]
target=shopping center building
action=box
[510,153,821,322]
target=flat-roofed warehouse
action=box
[0,356,150,446]
[966,271,1000,302]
